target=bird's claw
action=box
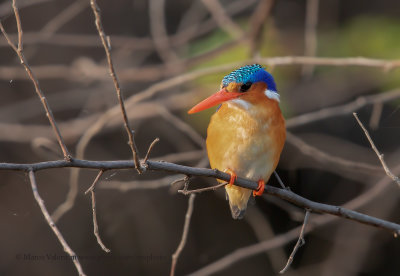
[224,169,237,187]
[253,179,265,197]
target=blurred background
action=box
[0,0,400,275]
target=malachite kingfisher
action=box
[188,64,286,219]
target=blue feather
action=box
[222,64,277,92]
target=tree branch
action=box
[2,159,399,235]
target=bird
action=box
[188,64,286,219]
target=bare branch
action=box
[0,0,71,161]
[353,113,400,187]
[279,210,310,273]
[28,171,86,276]
[2,159,399,235]
[89,0,142,173]
[170,194,196,276]
[85,170,110,253]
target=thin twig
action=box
[143,137,160,164]
[353,113,400,187]
[28,170,86,276]
[90,0,142,173]
[178,182,227,195]
[85,170,110,252]
[279,210,310,273]
[170,194,196,276]
[0,0,71,161]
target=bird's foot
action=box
[253,179,265,197]
[224,169,237,187]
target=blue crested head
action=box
[222,64,277,92]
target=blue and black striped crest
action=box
[222,64,277,92]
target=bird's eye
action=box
[240,82,252,92]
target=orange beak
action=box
[188,89,242,114]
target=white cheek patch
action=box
[265,89,280,102]
[229,98,252,110]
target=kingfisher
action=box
[188,64,286,219]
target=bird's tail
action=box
[225,185,252,219]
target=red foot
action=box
[224,169,237,187]
[253,179,265,197]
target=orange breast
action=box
[206,93,286,182]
